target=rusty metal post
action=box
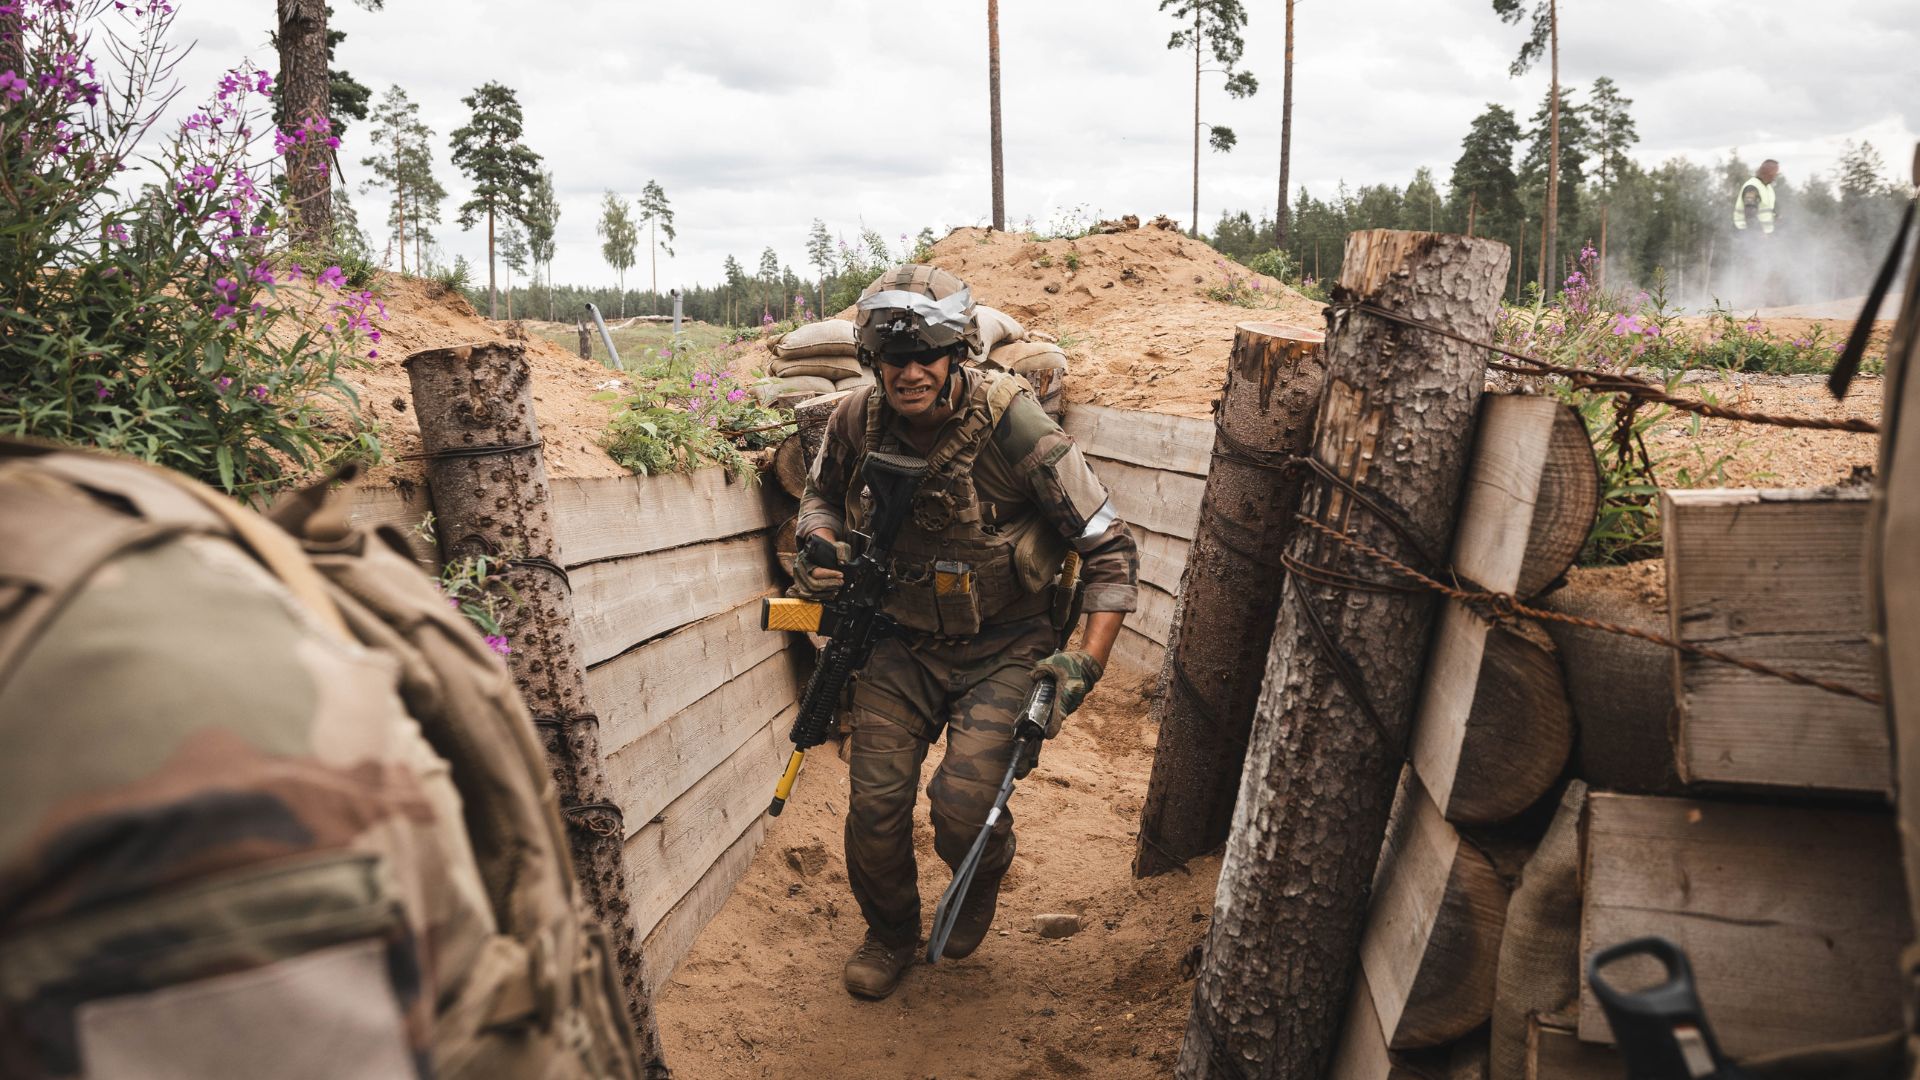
[403,340,666,1073]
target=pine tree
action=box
[1161,0,1258,238]
[1275,0,1296,247]
[1449,103,1523,249]
[635,180,676,315]
[1520,85,1589,280]
[1583,77,1639,197]
[806,218,834,315]
[1493,0,1560,288]
[722,254,747,326]
[499,219,528,320]
[757,248,780,322]
[274,0,334,244]
[359,84,436,273]
[450,81,543,319]
[597,191,637,318]
[525,170,561,320]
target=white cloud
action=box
[147,0,1915,292]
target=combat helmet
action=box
[853,264,983,369]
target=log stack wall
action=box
[352,467,793,990]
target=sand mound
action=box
[344,274,630,485]
[904,225,1323,418]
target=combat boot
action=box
[843,933,917,999]
[940,866,1007,959]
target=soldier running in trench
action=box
[793,265,1141,999]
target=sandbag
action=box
[753,375,837,406]
[835,371,875,390]
[1489,780,1587,1080]
[1536,569,1684,794]
[770,318,858,360]
[988,340,1069,374]
[772,354,864,381]
[972,304,1025,358]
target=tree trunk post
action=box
[404,341,668,1074]
[275,0,332,247]
[988,0,1005,231]
[1274,0,1294,250]
[1134,323,1325,879]
[1191,4,1201,239]
[1176,230,1510,1080]
[1543,0,1560,292]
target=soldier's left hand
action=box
[1030,649,1104,737]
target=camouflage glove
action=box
[1029,649,1104,738]
[791,537,853,600]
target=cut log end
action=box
[774,436,808,500]
[1446,627,1574,826]
[1516,405,1602,599]
[1391,834,1509,1048]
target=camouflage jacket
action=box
[0,447,641,1079]
[797,369,1138,635]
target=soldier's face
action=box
[880,353,952,419]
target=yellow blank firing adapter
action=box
[761,597,825,633]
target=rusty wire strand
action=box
[1289,511,1884,706]
[1328,299,1881,435]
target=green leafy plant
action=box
[412,512,520,655]
[598,350,789,481]
[1245,248,1296,282]
[1063,250,1083,272]
[0,0,385,502]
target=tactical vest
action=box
[1735,177,1776,233]
[847,370,1068,637]
[0,442,642,1079]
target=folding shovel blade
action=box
[926,805,998,964]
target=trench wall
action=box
[351,468,794,989]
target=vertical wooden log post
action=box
[1178,230,1510,1080]
[1133,323,1325,878]
[404,341,667,1072]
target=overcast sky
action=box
[159,0,1917,291]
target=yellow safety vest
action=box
[1734,177,1775,234]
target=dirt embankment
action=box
[918,225,1323,418]
[656,666,1221,1079]
[341,274,630,486]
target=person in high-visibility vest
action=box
[1735,159,1780,234]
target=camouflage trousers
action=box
[845,614,1058,947]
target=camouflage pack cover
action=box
[0,442,642,1079]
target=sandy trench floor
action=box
[654,664,1223,1079]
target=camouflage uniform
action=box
[797,368,1138,948]
[0,446,641,1079]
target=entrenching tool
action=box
[926,551,1084,963]
[762,451,929,817]
[1588,936,1752,1080]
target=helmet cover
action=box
[854,264,983,362]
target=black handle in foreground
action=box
[1588,936,1749,1080]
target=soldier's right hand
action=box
[793,532,853,599]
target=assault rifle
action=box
[760,451,929,817]
[1589,937,1753,1079]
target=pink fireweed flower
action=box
[215,376,233,392]
[94,381,110,400]
[0,70,26,104]
[485,635,511,656]
[316,265,345,289]
[726,388,746,403]
[250,385,269,401]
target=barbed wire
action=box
[1327,298,1881,435]
[1289,511,1884,706]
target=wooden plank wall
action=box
[349,468,793,985]
[1662,487,1886,795]
[1579,793,1911,1058]
[1063,403,1213,676]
